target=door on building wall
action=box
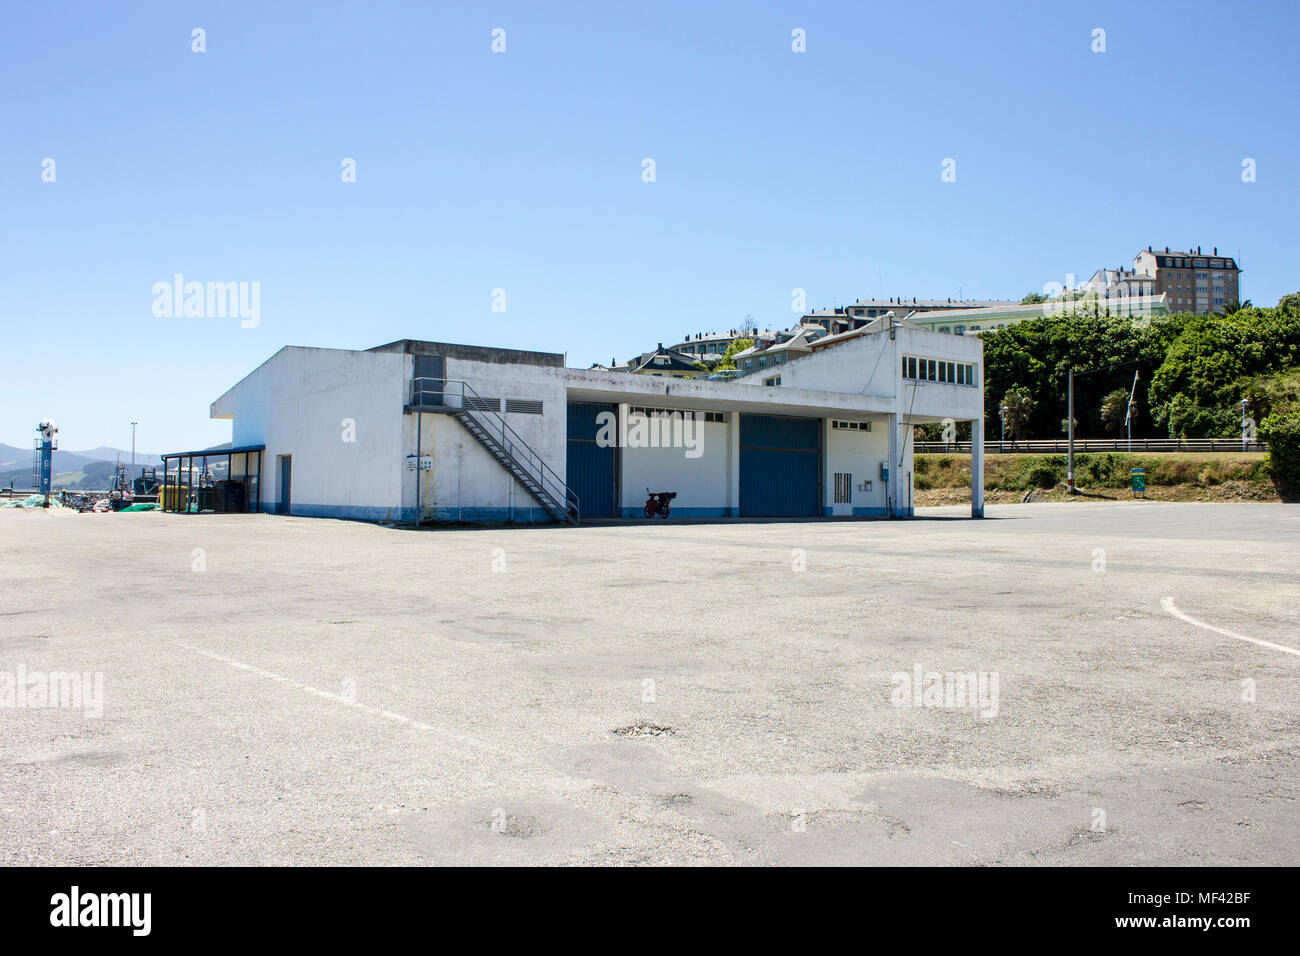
[739,415,820,517]
[277,455,292,515]
[413,353,445,406]
[566,403,617,518]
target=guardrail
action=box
[916,438,1268,454]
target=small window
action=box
[927,359,937,381]
[765,375,781,386]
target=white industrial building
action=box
[191,317,985,524]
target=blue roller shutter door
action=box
[566,403,617,518]
[740,415,820,517]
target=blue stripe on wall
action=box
[268,504,555,524]
[618,506,736,519]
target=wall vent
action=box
[505,399,543,415]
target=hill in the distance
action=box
[0,443,164,489]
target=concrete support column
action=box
[971,411,985,518]
[886,412,899,516]
[821,417,834,517]
[618,403,631,516]
[726,411,740,517]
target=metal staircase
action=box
[410,377,580,525]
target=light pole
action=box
[1124,370,1139,454]
[130,422,138,467]
[1067,368,1074,493]
[999,405,1007,453]
[1241,399,1249,452]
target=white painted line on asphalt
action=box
[1160,598,1300,658]
[174,641,503,755]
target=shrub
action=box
[1027,464,1059,489]
[1258,412,1300,500]
[1149,458,1197,485]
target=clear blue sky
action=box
[2,0,1297,453]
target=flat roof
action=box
[161,443,265,460]
[367,339,564,367]
[561,367,904,418]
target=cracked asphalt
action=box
[1,501,1297,865]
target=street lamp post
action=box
[1067,368,1075,493]
[999,405,1006,453]
[1241,399,1249,452]
[1124,370,1139,455]
[130,422,138,467]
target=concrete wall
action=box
[780,329,902,398]
[822,417,889,516]
[893,327,985,423]
[617,406,732,517]
[781,325,983,422]
[400,356,570,523]
[213,347,408,520]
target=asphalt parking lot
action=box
[2,502,1297,865]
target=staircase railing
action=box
[411,377,580,522]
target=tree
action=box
[1021,292,1046,305]
[1001,386,1034,441]
[713,336,754,371]
[1099,388,1135,433]
[1149,307,1300,435]
[1277,292,1300,315]
[981,313,1182,440]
